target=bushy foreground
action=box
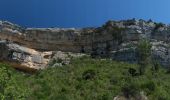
[0,57,170,100]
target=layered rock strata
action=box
[1,19,170,70]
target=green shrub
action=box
[0,63,11,92]
[152,86,170,100]
[57,58,63,63]
[82,69,96,80]
[121,82,140,98]
[110,76,119,85]
[48,59,57,66]
[151,61,160,73]
[142,81,156,95]
[154,23,164,30]
[128,68,137,76]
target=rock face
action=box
[0,40,52,71]
[0,40,85,71]
[1,19,170,70]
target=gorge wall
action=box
[1,19,170,71]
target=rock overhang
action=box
[1,19,170,71]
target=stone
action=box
[1,19,170,71]
[0,41,52,70]
[114,91,148,100]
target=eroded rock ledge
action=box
[0,40,51,70]
[0,40,85,72]
[1,19,170,71]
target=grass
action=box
[0,57,170,100]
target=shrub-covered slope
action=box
[0,57,170,100]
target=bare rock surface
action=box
[0,40,52,70]
[0,40,86,71]
[1,19,170,70]
[114,91,148,100]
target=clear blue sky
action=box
[0,0,169,28]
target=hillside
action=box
[1,19,170,71]
[1,19,170,100]
[0,57,170,100]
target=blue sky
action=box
[0,0,169,28]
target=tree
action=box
[151,60,160,73]
[137,39,152,75]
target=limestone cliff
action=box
[1,19,170,71]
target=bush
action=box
[154,23,164,30]
[57,58,63,63]
[48,58,63,67]
[110,76,119,85]
[48,59,57,66]
[152,86,170,100]
[0,63,11,91]
[151,61,160,73]
[139,65,146,75]
[82,69,96,80]
[142,81,156,95]
[121,82,139,98]
[123,19,136,26]
[128,68,137,77]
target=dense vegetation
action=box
[0,56,170,100]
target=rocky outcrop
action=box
[0,40,86,71]
[111,40,170,67]
[0,40,52,71]
[1,19,170,70]
[0,19,163,53]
